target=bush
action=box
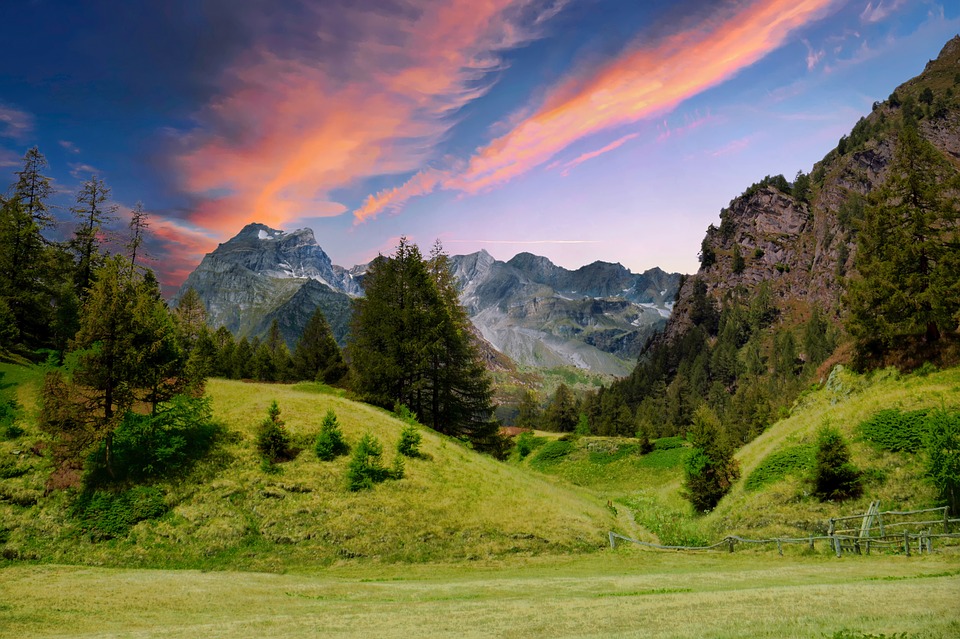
[256,400,292,463]
[70,486,166,541]
[924,409,960,514]
[811,425,862,501]
[315,409,349,461]
[858,408,929,453]
[397,424,422,458]
[86,395,220,485]
[346,433,389,491]
[744,444,815,491]
[393,402,419,425]
[653,436,686,451]
[531,439,575,465]
[515,431,544,459]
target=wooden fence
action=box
[609,503,960,557]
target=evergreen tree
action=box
[346,433,388,491]
[126,201,149,275]
[683,405,740,513]
[542,383,578,432]
[848,113,960,361]
[232,337,253,379]
[315,409,349,461]
[349,238,498,451]
[14,147,55,230]
[515,389,541,430]
[293,308,346,384]
[256,400,292,463]
[70,176,116,300]
[811,424,862,501]
[173,287,207,354]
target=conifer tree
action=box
[811,425,862,501]
[293,307,347,384]
[349,238,498,451]
[70,176,116,299]
[126,201,149,275]
[542,383,578,432]
[848,111,960,360]
[683,405,740,512]
[14,147,55,230]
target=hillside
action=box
[513,364,960,546]
[0,368,620,568]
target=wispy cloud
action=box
[802,38,825,70]
[69,163,100,180]
[59,140,81,153]
[444,239,601,245]
[355,0,842,221]
[709,135,756,157]
[177,0,567,234]
[860,0,907,24]
[0,148,20,168]
[549,133,640,176]
[0,104,33,141]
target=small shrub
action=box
[256,400,292,463]
[515,431,542,459]
[346,433,389,491]
[925,409,960,514]
[744,445,814,491]
[397,424,422,458]
[811,424,862,501]
[315,410,349,461]
[653,436,686,451]
[531,439,575,465]
[858,408,929,453]
[393,402,419,425]
[70,486,166,541]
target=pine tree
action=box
[542,383,578,432]
[848,111,960,361]
[516,390,541,430]
[315,409,349,461]
[14,147,55,230]
[256,400,292,463]
[811,425,862,501]
[173,287,207,354]
[349,238,498,451]
[126,202,149,275]
[683,405,740,513]
[70,177,117,300]
[293,307,347,384]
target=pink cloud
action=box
[860,0,908,24]
[177,1,564,235]
[355,0,842,220]
[551,132,640,176]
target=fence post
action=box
[904,531,910,557]
[809,536,815,552]
[926,535,932,554]
[834,536,841,558]
[728,538,735,553]
[944,508,950,534]
[828,519,835,536]
[777,539,783,556]
[609,532,616,550]
[865,539,871,555]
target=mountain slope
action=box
[451,250,680,376]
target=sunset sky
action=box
[1,1,957,295]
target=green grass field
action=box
[3,363,960,637]
[2,551,958,638]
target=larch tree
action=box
[848,110,960,361]
[70,176,117,300]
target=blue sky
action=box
[1,0,957,294]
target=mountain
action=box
[178,224,680,375]
[450,250,681,376]
[174,223,360,347]
[605,35,960,438]
[669,35,960,345]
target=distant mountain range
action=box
[175,223,682,375]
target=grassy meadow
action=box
[2,552,959,638]
[3,363,960,637]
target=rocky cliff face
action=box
[174,223,360,347]
[451,250,681,376]
[667,35,960,344]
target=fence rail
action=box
[609,503,960,557]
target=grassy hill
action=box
[2,362,958,569]
[512,365,960,547]
[0,370,620,569]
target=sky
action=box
[1,0,958,297]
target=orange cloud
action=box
[356,0,840,219]
[178,0,559,235]
[149,216,220,291]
